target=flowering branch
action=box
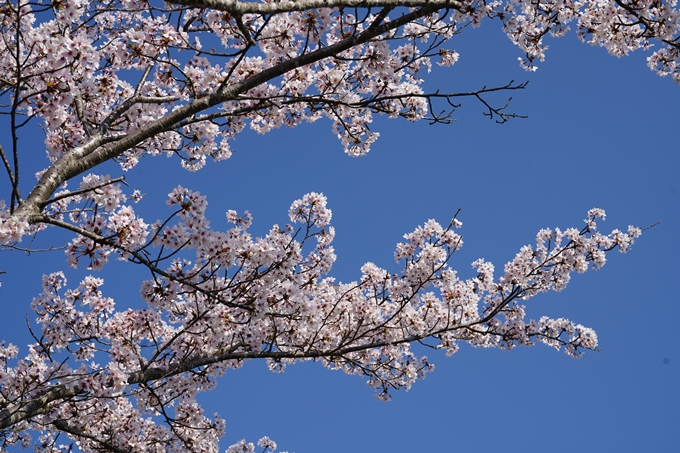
[0,193,643,441]
[0,0,670,450]
[166,0,466,15]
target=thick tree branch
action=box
[53,420,132,453]
[167,0,464,15]
[14,6,440,223]
[0,385,81,430]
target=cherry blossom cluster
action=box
[0,187,643,451]
[0,0,666,451]
[225,437,280,453]
[0,200,30,243]
[500,0,680,77]
[46,175,150,269]
[0,0,676,181]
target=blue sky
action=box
[2,19,679,453]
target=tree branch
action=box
[167,0,464,15]
[52,420,132,453]
[14,6,441,223]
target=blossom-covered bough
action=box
[0,0,675,451]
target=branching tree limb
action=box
[0,0,672,450]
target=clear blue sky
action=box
[2,20,679,453]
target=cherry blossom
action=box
[0,0,672,451]
[0,188,644,450]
